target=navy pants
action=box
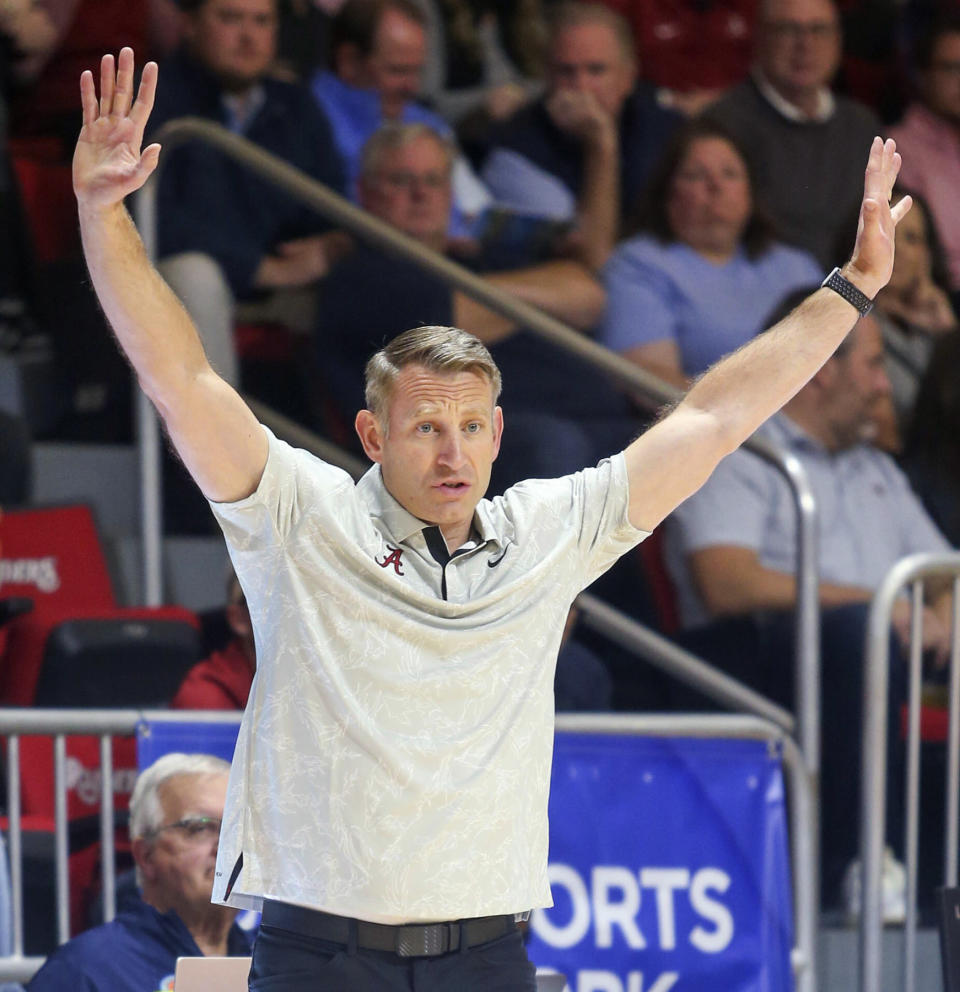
[248,922,538,992]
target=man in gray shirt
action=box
[666,309,952,907]
[72,45,908,992]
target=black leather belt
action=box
[261,899,516,958]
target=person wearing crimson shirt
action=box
[171,573,255,711]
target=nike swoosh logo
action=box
[487,548,509,568]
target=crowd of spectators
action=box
[1,0,960,927]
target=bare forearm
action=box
[681,282,861,456]
[78,203,210,409]
[574,134,619,272]
[486,260,605,329]
[697,564,872,617]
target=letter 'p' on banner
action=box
[527,733,794,992]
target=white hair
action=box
[130,752,231,841]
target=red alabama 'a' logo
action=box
[376,546,405,575]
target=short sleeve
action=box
[886,460,953,558]
[501,453,649,595]
[209,426,356,550]
[481,148,577,221]
[599,241,679,353]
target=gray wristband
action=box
[821,266,874,317]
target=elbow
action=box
[683,399,743,461]
[581,282,607,329]
[567,276,607,330]
[138,359,212,425]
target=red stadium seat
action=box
[0,505,201,938]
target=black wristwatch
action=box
[821,266,874,317]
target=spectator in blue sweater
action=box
[27,753,250,992]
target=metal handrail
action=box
[131,118,821,760]
[576,593,795,733]
[859,551,960,992]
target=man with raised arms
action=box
[73,46,908,992]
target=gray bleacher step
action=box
[33,441,140,537]
[33,442,230,611]
[112,534,230,612]
[818,925,942,991]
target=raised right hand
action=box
[73,47,161,212]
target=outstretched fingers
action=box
[863,137,902,206]
[80,69,98,126]
[113,46,136,119]
[135,142,163,184]
[98,53,115,119]
[128,59,159,137]
[891,194,913,225]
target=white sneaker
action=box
[842,847,907,925]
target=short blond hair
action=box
[364,325,502,423]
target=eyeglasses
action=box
[931,60,960,77]
[379,170,449,191]
[145,816,222,840]
[764,20,837,41]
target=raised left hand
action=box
[845,137,912,300]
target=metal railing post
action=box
[99,735,116,923]
[130,182,164,607]
[7,736,22,959]
[945,579,960,887]
[859,552,960,992]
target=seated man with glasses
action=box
[27,753,251,992]
[703,0,880,268]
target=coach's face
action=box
[355,365,502,549]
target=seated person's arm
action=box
[75,51,266,504]
[599,241,689,388]
[252,231,353,290]
[453,259,606,343]
[544,90,620,273]
[689,545,872,618]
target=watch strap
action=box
[821,266,874,317]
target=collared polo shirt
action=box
[209,427,646,923]
[665,414,951,628]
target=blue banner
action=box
[527,733,794,992]
[136,719,240,769]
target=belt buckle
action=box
[396,923,449,957]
